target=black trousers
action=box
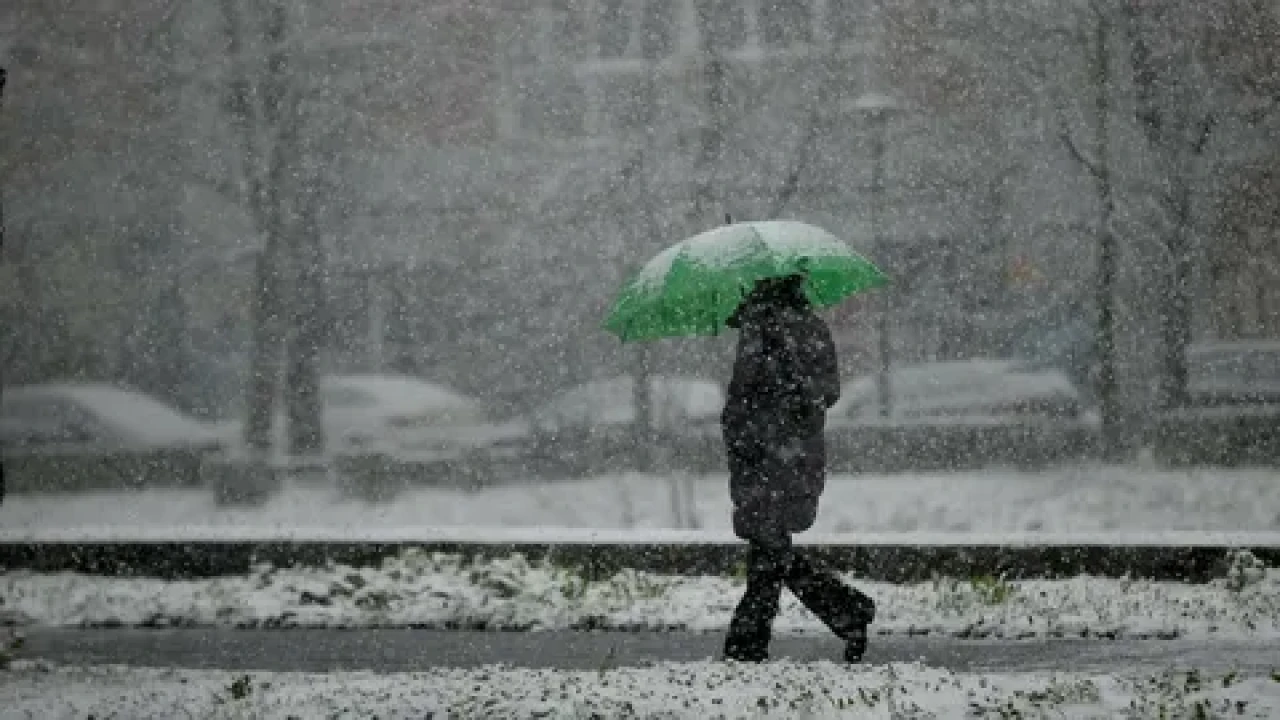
[724,533,875,661]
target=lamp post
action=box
[850,92,901,419]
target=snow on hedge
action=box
[3,550,1277,639]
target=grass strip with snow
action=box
[3,549,1277,639]
[4,660,1280,719]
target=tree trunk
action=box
[631,344,654,473]
[238,0,302,455]
[1,66,5,505]
[869,111,893,417]
[632,70,662,474]
[1160,185,1195,410]
[154,280,192,411]
[1091,10,1122,457]
[1122,1,1202,413]
[245,247,285,453]
[284,218,326,457]
[0,66,5,252]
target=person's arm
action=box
[727,325,774,405]
[814,319,841,408]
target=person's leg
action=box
[723,532,790,662]
[784,552,877,661]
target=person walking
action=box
[720,274,875,663]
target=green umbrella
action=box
[603,220,888,342]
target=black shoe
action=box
[723,637,769,663]
[724,648,768,663]
[843,625,868,663]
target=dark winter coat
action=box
[721,279,840,542]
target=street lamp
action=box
[850,92,902,419]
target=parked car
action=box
[825,359,1097,471]
[319,374,526,455]
[1006,306,1096,403]
[1184,340,1280,406]
[0,381,227,492]
[218,373,527,457]
[525,375,725,476]
[1153,340,1280,467]
[215,374,529,499]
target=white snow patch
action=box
[4,552,1278,639]
[3,661,1279,719]
[630,220,857,291]
[4,466,1280,538]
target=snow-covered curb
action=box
[4,550,1277,639]
[4,660,1279,719]
[6,467,1280,537]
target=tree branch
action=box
[1191,111,1217,154]
[768,106,821,218]
[1059,130,1103,179]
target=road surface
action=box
[17,629,1278,674]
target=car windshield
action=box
[1189,345,1280,385]
[540,377,723,427]
[833,362,1077,418]
[323,376,487,425]
[55,385,214,443]
[322,385,379,408]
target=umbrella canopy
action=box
[603,220,887,342]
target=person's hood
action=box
[727,276,809,328]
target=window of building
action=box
[828,0,878,47]
[549,0,593,60]
[504,18,544,66]
[640,0,680,59]
[514,72,589,138]
[598,0,634,58]
[695,0,748,52]
[499,0,882,141]
[599,71,659,134]
[759,0,814,48]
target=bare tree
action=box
[1118,1,1220,410]
[1,63,6,505]
[204,0,389,456]
[1204,0,1280,339]
[1116,0,1280,409]
[1214,155,1280,338]
[217,0,305,455]
[1050,2,1123,457]
[879,0,1040,360]
[0,65,5,253]
[1,1,182,388]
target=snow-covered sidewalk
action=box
[4,550,1277,639]
[3,465,1280,538]
[4,660,1279,719]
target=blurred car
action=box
[214,374,529,498]
[1153,340,1280,467]
[1007,312,1096,404]
[830,359,1084,421]
[319,374,526,456]
[824,359,1097,471]
[0,381,227,492]
[218,373,527,457]
[525,375,725,476]
[1184,340,1280,406]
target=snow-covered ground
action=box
[3,550,1277,639]
[3,465,1280,537]
[4,660,1279,719]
